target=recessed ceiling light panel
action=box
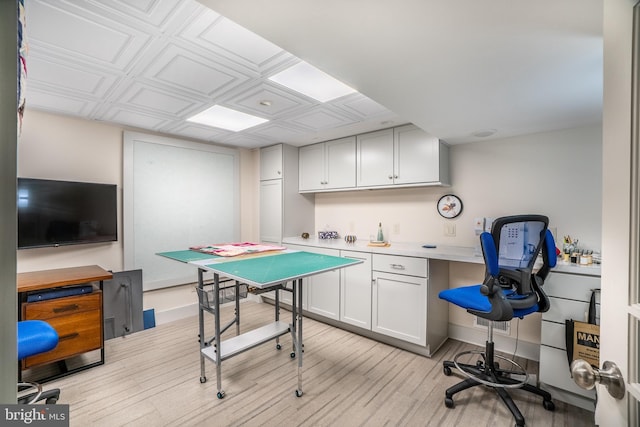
[268,61,357,103]
[187,105,268,131]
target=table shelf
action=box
[201,321,290,362]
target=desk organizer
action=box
[318,231,339,239]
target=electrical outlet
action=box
[393,223,400,234]
[443,223,456,237]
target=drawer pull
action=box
[59,332,79,341]
[390,264,405,270]
[53,304,80,313]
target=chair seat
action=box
[17,320,58,360]
[439,285,539,319]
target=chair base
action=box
[442,342,554,427]
[18,382,60,405]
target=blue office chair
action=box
[439,215,556,427]
[17,320,61,404]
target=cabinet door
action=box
[259,180,282,243]
[299,143,325,191]
[325,136,356,189]
[340,251,372,329]
[356,128,394,187]
[305,247,341,320]
[260,144,283,181]
[372,271,427,345]
[394,124,440,184]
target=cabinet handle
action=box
[390,264,405,270]
[53,304,80,313]
[59,332,79,341]
[277,170,281,175]
[394,175,398,179]
[388,175,393,180]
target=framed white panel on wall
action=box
[123,131,240,290]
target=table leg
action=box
[295,278,304,397]
[234,281,240,336]
[275,285,281,349]
[214,273,224,398]
[198,269,206,383]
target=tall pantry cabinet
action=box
[259,144,314,244]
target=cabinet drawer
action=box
[541,320,566,350]
[544,273,600,301]
[23,309,102,368]
[539,345,596,400]
[23,292,101,320]
[373,254,427,277]
[542,296,599,324]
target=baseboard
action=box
[448,323,540,362]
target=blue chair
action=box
[17,320,61,404]
[439,215,557,427]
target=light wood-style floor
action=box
[46,300,595,427]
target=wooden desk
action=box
[18,265,112,380]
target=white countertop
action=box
[281,236,601,277]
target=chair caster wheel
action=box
[295,389,303,397]
[443,366,452,376]
[543,400,555,411]
[200,376,207,383]
[444,397,454,408]
[290,352,296,359]
[217,391,225,399]
[276,344,282,350]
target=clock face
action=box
[437,194,463,219]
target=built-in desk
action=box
[18,265,112,381]
[279,237,602,408]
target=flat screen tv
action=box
[17,178,118,249]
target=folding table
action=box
[158,248,362,399]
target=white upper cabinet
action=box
[260,144,283,181]
[357,124,449,188]
[299,136,356,192]
[356,128,395,187]
[394,124,446,185]
[299,124,449,193]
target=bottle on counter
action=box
[377,222,384,242]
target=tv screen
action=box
[17,178,118,249]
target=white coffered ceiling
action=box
[24,0,603,149]
[24,0,402,149]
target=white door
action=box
[260,144,283,181]
[340,251,372,329]
[594,1,638,424]
[356,128,394,187]
[259,180,282,243]
[298,143,325,191]
[305,247,341,320]
[393,124,439,184]
[325,136,356,189]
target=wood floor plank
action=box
[46,300,595,426]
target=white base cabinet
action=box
[372,254,427,345]
[263,243,448,357]
[340,251,372,329]
[539,271,600,411]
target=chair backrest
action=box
[476,215,556,321]
[490,215,549,295]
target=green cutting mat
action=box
[157,250,219,263]
[205,251,360,287]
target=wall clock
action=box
[437,194,463,219]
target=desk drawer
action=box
[22,309,102,368]
[373,254,427,277]
[542,296,599,324]
[23,292,101,320]
[539,345,596,401]
[544,273,600,301]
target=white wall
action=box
[315,125,602,250]
[315,125,602,350]
[17,109,259,321]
